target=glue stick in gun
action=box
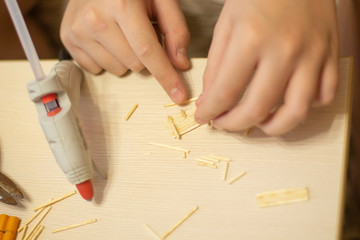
[5,0,105,200]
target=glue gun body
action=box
[27,61,94,200]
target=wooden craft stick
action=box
[20,224,28,240]
[33,191,76,211]
[26,207,51,240]
[223,161,230,181]
[125,104,139,121]
[148,142,190,153]
[256,187,309,208]
[145,224,162,240]
[228,171,246,185]
[162,206,199,239]
[163,97,198,107]
[52,219,97,233]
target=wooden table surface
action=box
[0,58,352,239]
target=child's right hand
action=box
[60,0,190,104]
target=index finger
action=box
[116,2,187,104]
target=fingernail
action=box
[177,48,189,68]
[170,88,185,104]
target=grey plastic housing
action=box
[27,61,93,185]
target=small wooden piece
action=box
[244,127,251,135]
[223,161,230,181]
[125,104,139,121]
[196,158,216,166]
[196,161,217,169]
[162,206,199,239]
[33,191,76,211]
[256,187,309,208]
[228,171,246,185]
[52,219,97,233]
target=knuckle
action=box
[108,65,128,76]
[308,34,327,56]
[247,105,269,123]
[82,7,108,33]
[84,65,103,75]
[129,61,145,72]
[215,89,239,106]
[321,90,336,106]
[262,127,282,137]
[60,27,71,45]
[287,102,308,122]
[137,41,155,58]
[239,21,265,48]
[172,26,190,43]
[279,32,303,61]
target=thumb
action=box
[153,0,190,70]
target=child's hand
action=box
[60,0,190,104]
[195,0,339,135]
